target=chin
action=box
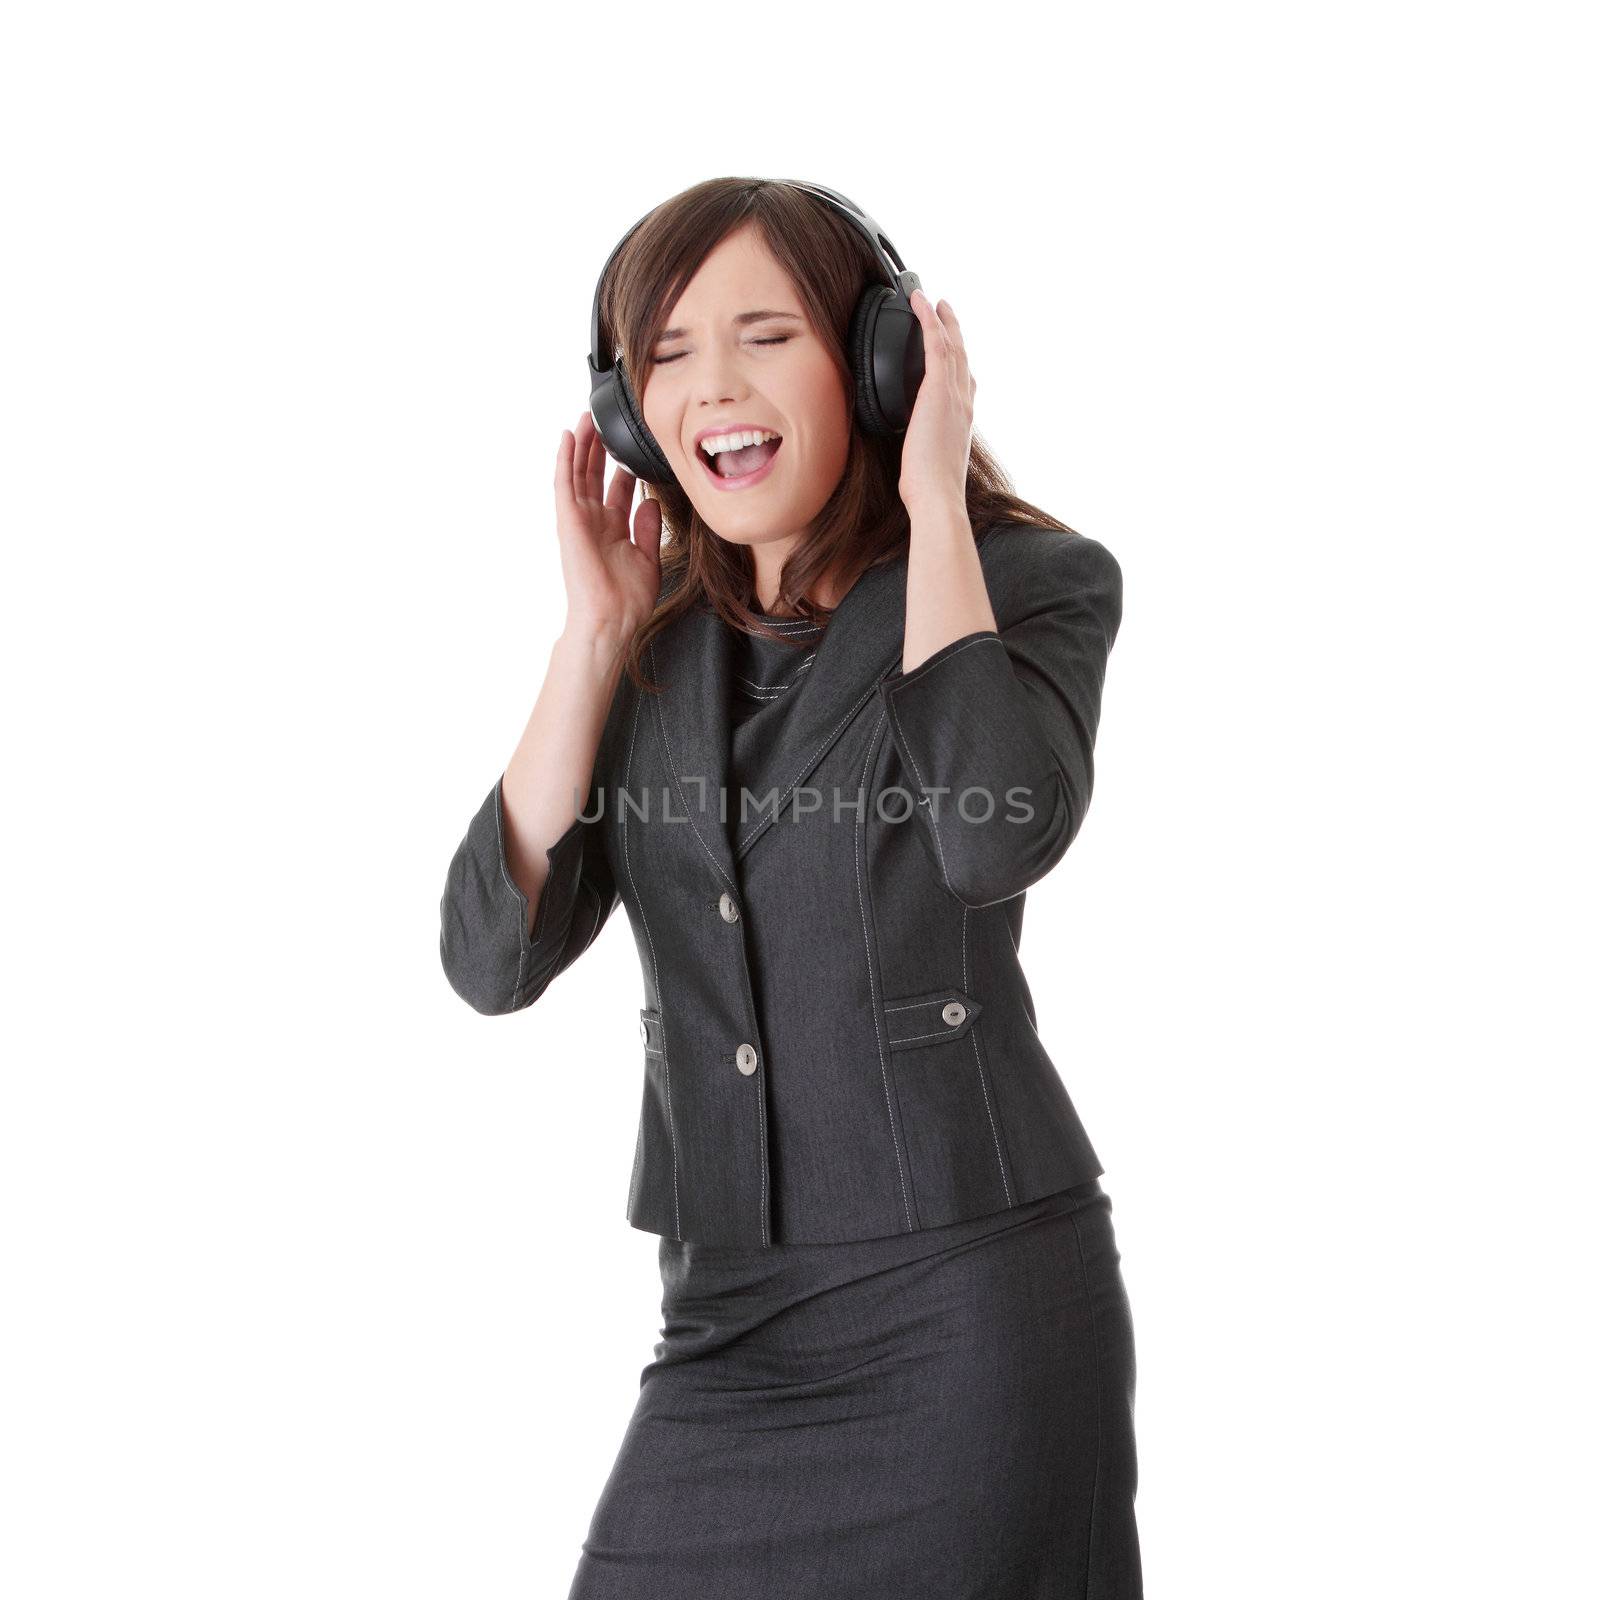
[701,509,786,541]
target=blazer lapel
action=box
[649,548,909,884]
[647,600,739,893]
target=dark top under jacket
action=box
[727,607,823,821]
[439,521,1125,1247]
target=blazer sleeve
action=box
[876,527,1124,909]
[438,671,632,1017]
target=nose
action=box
[693,343,749,410]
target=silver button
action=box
[640,1018,650,1045]
[718,892,740,923]
[735,1043,758,1076]
[942,1001,967,1028]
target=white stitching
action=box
[954,770,1067,910]
[577,878,607,956]
[855,706,913,1232]
[649,639,769,1245]
[737,679,882,852]
[650,640,740,896]
[882,635,1014,910]
[896,736,954,891]
[960,902,1011,1203]
[734,659,817,693]
[622,685,680,1239]
[882,632,1005,692]
[973,1030,1013,1203]
[627,1115,644,1217]
[881,683,954,896]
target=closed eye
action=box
[651,335,792,367]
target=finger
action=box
[586,412,608,501]
[935,303,970,391]
[938,299,968,358]
[634,493,663,567]
[930,297,964,354]
[911,288,947,358]
[572,410,595,500]
[605,458,636,518]
[555,426,575,509]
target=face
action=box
[638,223,852,565]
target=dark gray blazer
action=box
[439,521,1124,1246]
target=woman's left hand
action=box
[898,287,976,516]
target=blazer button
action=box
[942,1001,967,1027]
[718,891,740,923]
[735,1042,758,1075]
[640,1018,650,1045]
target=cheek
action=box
[792,369,852,452]
[815,395,854,466]
[639,382,681,455]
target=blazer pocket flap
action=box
[882,988,982,1050]
[638,1007,664,1056]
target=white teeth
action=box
[700,428,781,457]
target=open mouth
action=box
[698,435,783,489]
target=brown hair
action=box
[600,176,1080,691]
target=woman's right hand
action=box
[554,409,663,646]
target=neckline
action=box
[749,610,821,627]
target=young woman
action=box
[439,178,1141,1597]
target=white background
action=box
[4,2,1595,1594]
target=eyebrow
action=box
[656,310,804,341]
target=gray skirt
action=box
[567,1179,1141,1599]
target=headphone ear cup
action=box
[847,285,893,437]
[588,359,676,485]
[847,284,925,437]
[612,361,676,484]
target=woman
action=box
[439,178,1141,1597]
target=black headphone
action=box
[585,178,926,486]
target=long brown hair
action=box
[600,177,1079,691]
